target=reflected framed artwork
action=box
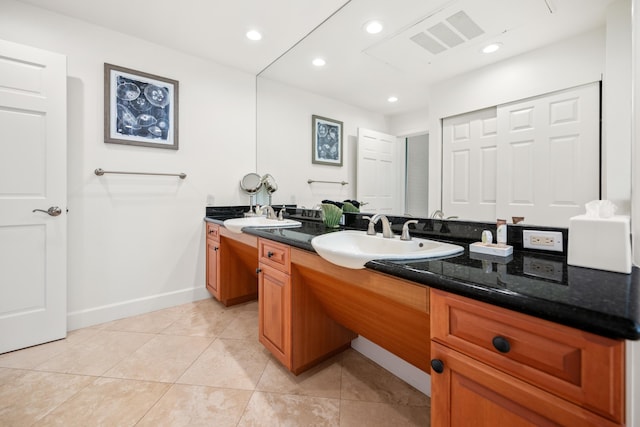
[312,115,343,166]
[104,63,179,149]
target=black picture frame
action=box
[312,115,343,166]
[104,63,179,150]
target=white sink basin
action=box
[311,230,464,269]
[223,217,302,234]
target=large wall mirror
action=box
[256,0,630,227]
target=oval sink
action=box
[223,217,302,234]
[311,230,464,269]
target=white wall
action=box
[257,77,387,209]
[604,0,632,213]
[388,107,430,138]
[0,0,257,329]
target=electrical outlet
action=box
[523,230,563,252]
[523,256,564,281]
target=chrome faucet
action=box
[431,209,458,220]
[364,214,394,238]
[401,219,419,241]
[259,205,278,220]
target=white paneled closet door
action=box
[442,107,498,221]
[496,83,600,227]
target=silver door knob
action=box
[32,206,62,216]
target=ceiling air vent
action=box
[411,10,485,55]
[410,32,447,55]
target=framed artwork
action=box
[312,115,343,166]
[104,63,179,149]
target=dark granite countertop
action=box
[204,210,640,340]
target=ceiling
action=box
[16,0,616,115]
[14,0,350,74]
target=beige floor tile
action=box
[34,377,169,426]
[0,370,93,425]
[219,310,259,340]
[0,328,100,369]
[137,384,253,427]
[256,358,342,399]
[340,350,429,406]
[104,335,213,382]
[97,307,184,334]
[226,300,259,312]
[0,296,432,425]
[34,330,154,376]
[161,305,235,337]
[238,391,340,426]
[178,338,270,390]
[0,367,25,382]
[339,399,430,427]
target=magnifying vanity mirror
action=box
[256,0,630,228]
[240,172,263,212]
[240,172,280,211]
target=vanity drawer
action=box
[206,223,220,242]
[258,238,290,274]
[430,289,624,423]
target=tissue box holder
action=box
[567,215,631,274]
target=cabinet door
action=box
[258,264,291,368]
[430,343,620,427]
[206,239,220,299]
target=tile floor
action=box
[0,298,430,426]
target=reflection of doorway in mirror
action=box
[356,128,402,214]
[405,133,429,217]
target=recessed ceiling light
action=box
[312,58,326,67]
[365,20,383,34]
[482,43,502,54]
[387,96,398,103]
[246,30,262,41]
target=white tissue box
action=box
[567,215,631,274]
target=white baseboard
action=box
[351,336,431,396]
[67,286,211,331]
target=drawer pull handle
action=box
[430,359,445,374]
[256,268,262,274]
[267,251,274,258]
[492,336,511,353]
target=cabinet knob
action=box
[492,336,511,353]
[267,251,274,258]
[430,359,445,374]
[214,246,219,251]
[256,268,262,274]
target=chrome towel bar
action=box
[307,179,348,186]
[95,168,187,179]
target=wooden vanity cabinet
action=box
[205,223,221,299]
[257,238,355,374]
[430,289,625,426]
[205,222,258,306]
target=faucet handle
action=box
[362,216,376,235]
[401,219,419,241]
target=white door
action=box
[441,83,600,226]
[357,128,402,214]
[442,107,498,221]
[0,40,67,354]
[496,83,600,226]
